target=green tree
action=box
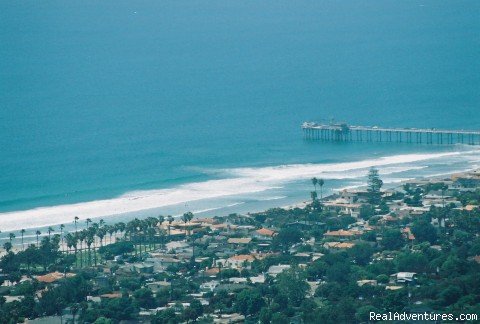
[381,229,405,250]
[396,252,430,273]
[20,229,26,251]
[151,308,179,324]
[276,267,309,307]
[319,178,325,199]
[356,305,381,323]
[311,177,318,193]
[271,312,289,324]
[367,167,383,205]
[3,242,12,253]
[133,288,156,308]
[273,228,302,253]
[348,243,374,266]
[411,219,437,244]
[359,204,375,220]
[234,289,264,316]
[94,317,113,324]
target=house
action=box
[267,264,291,277]
[339,189,370,203]
[226,254,256,269]
[323,202,362,217]
[323,229,362,240]
[132,263,154,274]
[357,279,378,287]
[212,313,245,323]
[311,253,325,261]
[323,242,356,250]
[228,277,247,284]
[254,228,276,239]
[200,280,219,292]
[147,254,182,268]
[391,272,416,283]
[203,267,221,278]
[385,285,404,291]
[36,272,76,284]
[227,237,252,245]
[146,280,171,293]
[249,274,266,284]
[165,241,190,252]
[100,292,122,300]
[293,252,311,261]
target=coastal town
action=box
[1,168,480,323]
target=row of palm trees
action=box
[60,213,191,268]
[4,211,199,269]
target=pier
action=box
[302,122,480,145]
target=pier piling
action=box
[302,122,480,145]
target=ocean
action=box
[1,0,479,237]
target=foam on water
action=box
[0,149,477,231]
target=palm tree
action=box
[126,219,140,256]
[35,230,41,246]
[74,216,79,233]
[107,225,116,244]
[167,215,174,236]
[311,177,318,193]
[90,224,99,266]
[60,224,65,253]
[20,229,26,251]
[47,226,54,239]
[441,184,448,209]
[139,219,149,255]
[86,218,92,229]
[97,227,106,248]
[65,233,78,267]
[158,215,165,228]
[8,233,16,251]
[182,212,194,236]
[147,228,156,251]
[181,213,189,236]
[116,222,126,240]
[86,230,94,267]
[78,230,87,267]
[318,178,325,199]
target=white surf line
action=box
[0,149,473,231]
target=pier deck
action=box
[302,122,480,145]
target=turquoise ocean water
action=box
[1,1,479,236]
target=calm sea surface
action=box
[1,1,479,233]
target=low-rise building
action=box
[267,264,291,277]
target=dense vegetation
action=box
[1,170,480,323]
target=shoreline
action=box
[2,166,478,245]
[0,148,478,235]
